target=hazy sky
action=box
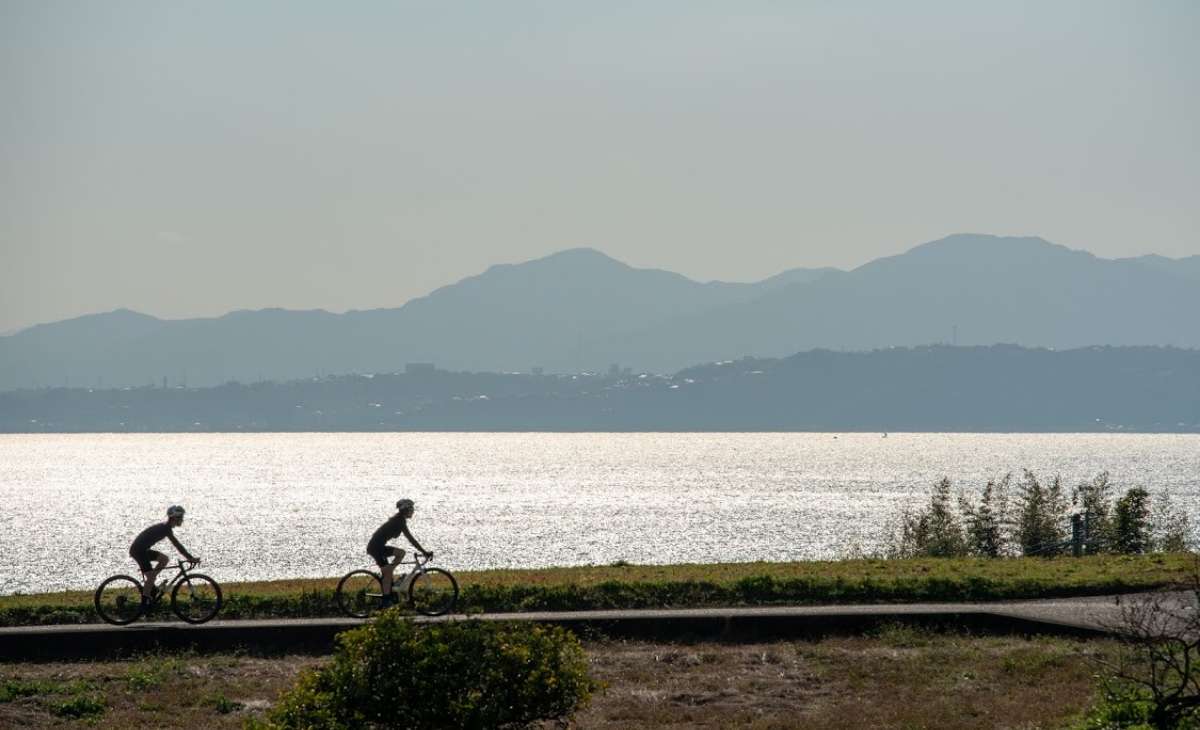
[2,1,1198,333]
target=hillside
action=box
[3,345,1197,432]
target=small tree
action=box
[1150,490,1193,553]
[959,474,1011,558]
[1114,488,1152,555]
[1087,564,1200,729]
[1014,470,1069,557]
[895,478,967,558]
[1074,471,1115,554]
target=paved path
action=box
[2,593,1193,661]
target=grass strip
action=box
[1,553,1193,627]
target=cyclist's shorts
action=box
[131,549,167,573]
[367,544,401,567]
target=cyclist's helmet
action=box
[167,505,186,518]
[396,498,414,513]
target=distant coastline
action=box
[3,344,1198,433]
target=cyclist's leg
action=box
[132,549,153,597]
[380,546,405,596]
[367,543,394,591]
[139,551,168,598]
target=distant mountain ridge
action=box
[1,234,1197,390]
[1117,253,1200,283]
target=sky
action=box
[1,1,1198,333]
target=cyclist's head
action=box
[167,505,186,523]
[396,498,414,516]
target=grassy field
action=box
[1,553,1193,626]
[0,630,1118,728]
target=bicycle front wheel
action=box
[409,568,459,616]
[94,575,145,625]
[171,574,223,624]
[336,570,384,618]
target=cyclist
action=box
[368,498,431,606]
[129,505,198,601]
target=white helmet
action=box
[167,505,186,518]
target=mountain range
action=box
[2,234,1198,390]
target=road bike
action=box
[94,559,223,625]
[336,552,458,618]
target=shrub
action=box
[1150,490,1192,553]
[1084,569,1200,729]
[890,478,968,558]
[1074,472,1116,554]
[1079,684,1161,729]
[52,694,106,720]
[1114,488,1152,555]
[263,611,596,729]
[209,692,242,714]
[1015,470,1069,556]
[959,474,1012,557]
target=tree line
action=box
[884,470,1191,559]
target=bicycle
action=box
[336,552,458,618]
[94,559,223,625]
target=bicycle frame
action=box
[392,553,433,592]
[144,560,199,604]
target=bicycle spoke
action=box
[171,574,222,624]
[409,568,458,616]
[337,571,384,618]
[94,575,145,625]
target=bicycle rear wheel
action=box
[94,574,145,625]
[171,574,223,624]
[336,570,384,618]
[408,568,459,616]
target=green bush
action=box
[263,611,596,729]
[52,693,106,720]
[1079,684,1200,729]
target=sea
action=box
[1,432,1197,595]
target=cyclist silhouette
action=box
[368,498,430,606]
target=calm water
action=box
[2,433,1198,595]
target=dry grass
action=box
[0,632,1115,729]
[0,653,321,729]
[573,631,1114,729]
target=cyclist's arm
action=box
[167,531,197,562]
[401,525,429,555]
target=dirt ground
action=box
[1,630,1113,729]
[572,630,1112,729]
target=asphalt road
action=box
[2,593,1194,662]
